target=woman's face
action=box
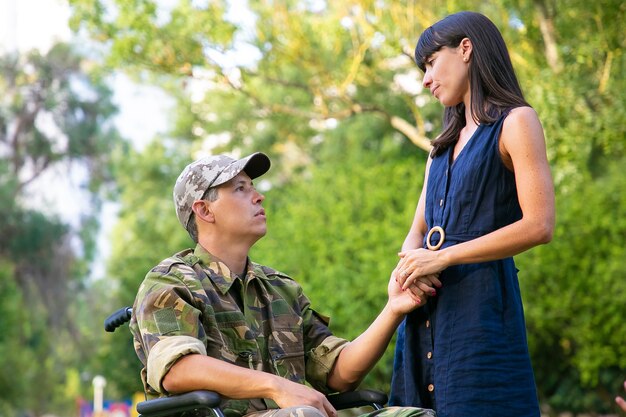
[421,45,470,107]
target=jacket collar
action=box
[192,243,266,295]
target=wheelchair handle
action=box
[327,389,388,410]
[137,390,223,417]
[104,307,132,332]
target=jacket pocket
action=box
[267,300,306,383]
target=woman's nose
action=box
[422,71,432,88]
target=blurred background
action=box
[0,0,624,416]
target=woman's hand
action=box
[396,248,447,290]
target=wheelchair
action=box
[105,307,388,417]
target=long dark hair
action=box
[415,11,529,157]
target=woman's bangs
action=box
[414,27,443,71]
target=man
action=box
[130,152,437,417]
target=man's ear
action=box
[192,200,215,223]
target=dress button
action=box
[427,352,432,359]
[426,320,430,328]
[439,199,443,207]
[428,384,435,392]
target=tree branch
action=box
[534,0,562,73]
[389,115,432,152]
[217,67,433,153]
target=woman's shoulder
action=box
[503,106,540,126]
[500,106,543,141]
[499,105,546,159]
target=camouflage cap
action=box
[173,152,271,231]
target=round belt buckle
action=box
[426,226,445,251]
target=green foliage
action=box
[108,140,193,299]
[63,0,626,415]
[508,0,626,187]
[99,140,194,393]
[0,42,123,416]
[519,158,626,414]
[0,259,84,417]
[253,121,426,390]
[0,262,30,415]
[68,0,236,74]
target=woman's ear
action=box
[460,37,473,62]
[192,200,215,223]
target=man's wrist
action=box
[383,302,407,324]
[263,372,285,402]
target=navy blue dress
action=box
[389,112,540,417]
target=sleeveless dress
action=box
[389,112,541,417]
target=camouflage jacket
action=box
[130,244,349,417]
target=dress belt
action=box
[426,226,445,250]
[426,226,482,250]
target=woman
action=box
[389,11,555,417]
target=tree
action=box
[69,0,626,413]
[0,43,122,415]
[68,0,443,161]
[518,158,626,414]
[95,140,193,394]
[253,121,427,391]
[0,43,120,325]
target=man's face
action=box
[210,171,267,242]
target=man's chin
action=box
[252,228,268,241]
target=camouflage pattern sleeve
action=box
[147,336,206,393]
[130,255,208,394]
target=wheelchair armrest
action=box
[327,389,388,410]
[135,388,387,417]
[137,390,222,417]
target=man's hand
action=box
[164,354,336,416]
[388,267,439,315]
[271,377,337,417]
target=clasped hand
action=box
[388,248,445,310]
[388,266,441,314]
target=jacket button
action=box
[428,384,435,392]
[427,352,432,359]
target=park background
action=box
[0,0,625,416]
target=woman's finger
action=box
[402,271,419,290]
[395,264,412,286]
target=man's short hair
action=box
[186,187,219,242]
